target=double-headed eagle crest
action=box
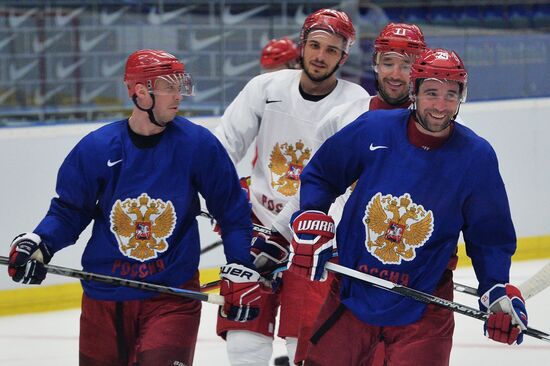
[268,139,311,197]
[364,193,434,264]
[110,193,176,261]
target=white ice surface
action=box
[1,260,549,365]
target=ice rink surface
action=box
[1,259,549,365]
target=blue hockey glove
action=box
[479,283,528,345]
[288,210,335,281]
[8,233,52,285]
[251,231,290,271]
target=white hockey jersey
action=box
[273,95,375,241]
[215,69,369,228]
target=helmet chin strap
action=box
[131,93,166,128]
[412,100,461,133]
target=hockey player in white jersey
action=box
[214,8,369,366]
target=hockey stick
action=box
[453,262,550,300]
[200,239,223,255]
[517,262,550,300]
[199,210,273,235]
[324,262,550,343]
[0,256,224,305]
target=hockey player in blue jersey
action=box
[288,48,528,365]
[7,49,265,366]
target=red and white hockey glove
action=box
[479,283,528,345]
[219,263,265,322]
[288,210,335,281]
[8,233,52,285]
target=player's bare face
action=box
[152,78,183,124]
[415,79,461,135]
[377,53,413,104]
[302,32,345,83]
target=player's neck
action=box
[299,72,338,96]
[128,112,166,136]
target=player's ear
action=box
[134,83,148,99]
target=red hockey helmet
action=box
[410,48,468,101]
[124,49,194,97]
[300,9,355,54]
[373,23,426,64]
[260,38,300,70]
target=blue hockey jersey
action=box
[299,108,516,326]
[34,117,253,301]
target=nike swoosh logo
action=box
[223,5,269,25]
[0,87,16,104]
[148,6,195,25]
[258,32,299,49]
[266,99,282,104]
[34,85,65,106]
[294,5,308,25]
[8,8,38,28]
[369,143,388,151]
[223,58,258,77]
[0,34,16,51]
[80,32,110,53]
[81,84,110,104]
[192,83,235,103]
[101,59,126,77]
[33,33,64,53]
[10,60,39,81]
[259,33,270,49]
[55,7,85,27]
[56,59,86,79]
[190,31,233,52]
[100,6,129,26]
[107,159,123,167]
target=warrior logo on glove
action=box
[364,192,433,264]
[289,210,335,281]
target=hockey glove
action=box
[220,263,265,322]
[8,233,52,285]
[479,283,528,345]
[251,231,290,272]
[288,210,335,281]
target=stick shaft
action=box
[324,262,550,342]
[200,239,223,255]
[453,262,550,301]
[0,256,224,305]
[199,210,272,235]
[519,262,550,300]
